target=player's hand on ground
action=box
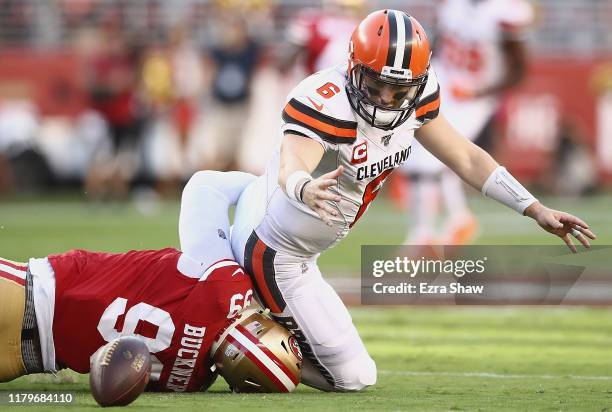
[302,166,343,227]
[524,202,597,253]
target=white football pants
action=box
[237,230,376,392]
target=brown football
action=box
[89,336,151,407]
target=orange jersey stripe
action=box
[416,96,440,118]
[251,241,283,313]
[284,103,357,139]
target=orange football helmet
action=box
[347,9,432,130]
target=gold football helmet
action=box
[212,309,302,393]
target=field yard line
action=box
[380,370,612,381]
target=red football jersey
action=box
[49,248,253,392]
[287,10,357,73]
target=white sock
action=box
[440,170,470,222]
[406,177,439,243]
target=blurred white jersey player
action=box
[401,0,533,244]
[224,10,439,392]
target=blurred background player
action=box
[400,0,534,245]
[198,9,261,172]
[84,27,145,202]
[278,0,364,76]
[140,24,206,198]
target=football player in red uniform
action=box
[0,172,301,393]
[280,1,364,74]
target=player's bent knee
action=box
[186,170,219,188]
[334,354,377,392]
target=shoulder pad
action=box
[415,69,441,125]
[282,67,357,144]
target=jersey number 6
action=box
[316,82,340,99]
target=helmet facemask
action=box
[347,64,428,131]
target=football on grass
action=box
[90,336,151,407]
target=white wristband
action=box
[285,170,312,202]
[481,166,538,215]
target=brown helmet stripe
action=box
[385,10,398,67]
[385,10,414,70]
[401,13,413,70]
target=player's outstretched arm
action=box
[279,133,342,227]
[415,114,596,252]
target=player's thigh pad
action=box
[230,177,268,266]
[0,258,28,382]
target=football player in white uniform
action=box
[401,0,534,244]
[184,9,595,392]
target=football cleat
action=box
[211,309,302,393]
[444,213,480,245]
[347,9,432,130]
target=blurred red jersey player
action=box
[280,0,364,74]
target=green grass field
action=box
[1,192,611,411]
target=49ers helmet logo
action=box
[351,142,368,164]
[288,336,302,361]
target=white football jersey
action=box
[436,0,534,93]
[234,65,440,256]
